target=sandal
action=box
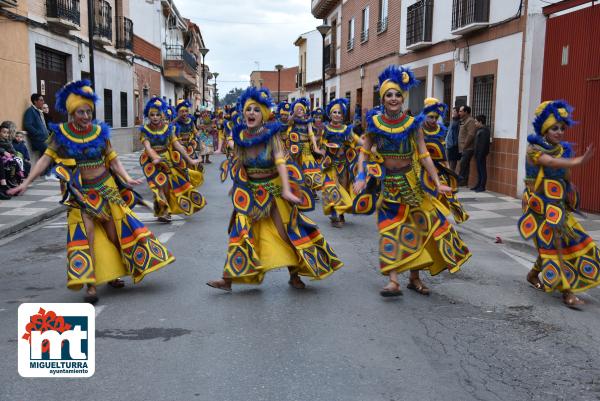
[563,292,584,309]
[157,215,172,223]
[206,279,232,292]
[380,279,403,297]
[84,286,98,304]
[407,279,430,296]
[288,274,306,289]
[107,278,125,288]
[526,270,543,291]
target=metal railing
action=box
[472,74,495,134]
[116,16,133,51]
[377,17,388,33]
[165,45,198,70]
[452,0,490,31]
[347,38,354,51]
[94,0,112,41]
[406,0,433,46]
[360,30,369,42]
[46,0,80,26]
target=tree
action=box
[220,87,244,107]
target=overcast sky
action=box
[175,0,320,97]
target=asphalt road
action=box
[1,156,600,401]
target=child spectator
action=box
[0,121,25,190]
[12,131,31,177]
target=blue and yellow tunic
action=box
[44,122,174,290]
[221,121,343,284]
[353,110,471,275]
[287,117,323,190]
[174,116,198,158]
[139,123,205,216]
[518,137,600,293]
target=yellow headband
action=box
[379,79,406,100]
[66,94,94,115]
[329,104,342,116]
[293,103,306,113]
[536,101,570,134]
[244,99,270,122]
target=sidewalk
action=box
[457,189,600,254]
[0,152,142,239]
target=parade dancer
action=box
[419,98,469,223]
[207,87,343,292]
[276,101,292,149]
[287,98,325,194]
[173,99,198,161]
[197,109,214,164]
[518,100,597,308]
[321,98,362,228]
[9,81,174,303]
[353,66,471,297]
[139,97,206,223]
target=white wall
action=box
[93,52,135,128]
[305,30,323,84]
[129,0,162,45]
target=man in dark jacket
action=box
[457,105,477,186]
[23,93,54,179]
[472,114,491,192]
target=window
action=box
[406,0,434,48]
[345,91,351,104]
[408,79,426,116]
[120,91,127,127]
[373,85,380,106]
[361,7,369,42]
[103,89,113,127]
[472,74,494,133]
[378,0,388,33]
[451,0,490,32]
[329,91,335,102]
[347,18,355,50]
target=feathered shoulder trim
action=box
[422,122,447,141]
[324,123,353,140]
[50,121,110,158]
[140,123,174,142]
[527,134,573,158]
[366,108,422,140]
[232,121,282,148]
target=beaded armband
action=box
[418,151,430,160]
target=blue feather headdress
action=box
[422,100,448,118]
[175,99,192,112]
[291,97,310,114]
[311,107,324,118]
[55,80,99,114]
[377,65,420,99]
[276,101,291,117]
[326,98,349,118]
[532,100,575,136]
[144,96,166,117]
[236,86,274,115]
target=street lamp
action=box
[275,64,283,103]
[213,72,219,109]
[199,47,209,106]
[316,20,331,108]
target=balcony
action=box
[406,0,433,51]
[164,45,198,86]
[116,16,133,56]
[312,0,338,19]
[451,0,490,35]
[323,43,336,75]
[360,30,369,43]
[347,38,354,51]
[377,17,388,34]
[46,0,80,30]
[93,0,112,46]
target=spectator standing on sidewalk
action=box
[445,106,460,172]
[472,114,491,192]
[42,103,53,131]
[23,93,55,180]
[457,105,477,186]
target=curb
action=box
[0,204,65,240]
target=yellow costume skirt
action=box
[66,174,175,290]
[140,149,205,216]
[321,165,355,216]
[377,169,471,275]
[223,175,343,284]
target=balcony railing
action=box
[360,30,369,43]
[116,16,133,52]
[165,45,198,70]
[451,0,490,33]
[46,0,80,28]
[406,0,433,49]
[0,0,18,7]
[94,0,112,42]
[377,17,388,33]
[347,38,354,51]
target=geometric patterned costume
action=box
[139,123,206,217]
[45,122,174,290]
[519,137,600,293]
[287,116,323,191]
[221,120,343,284]
[353,109,471,275]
